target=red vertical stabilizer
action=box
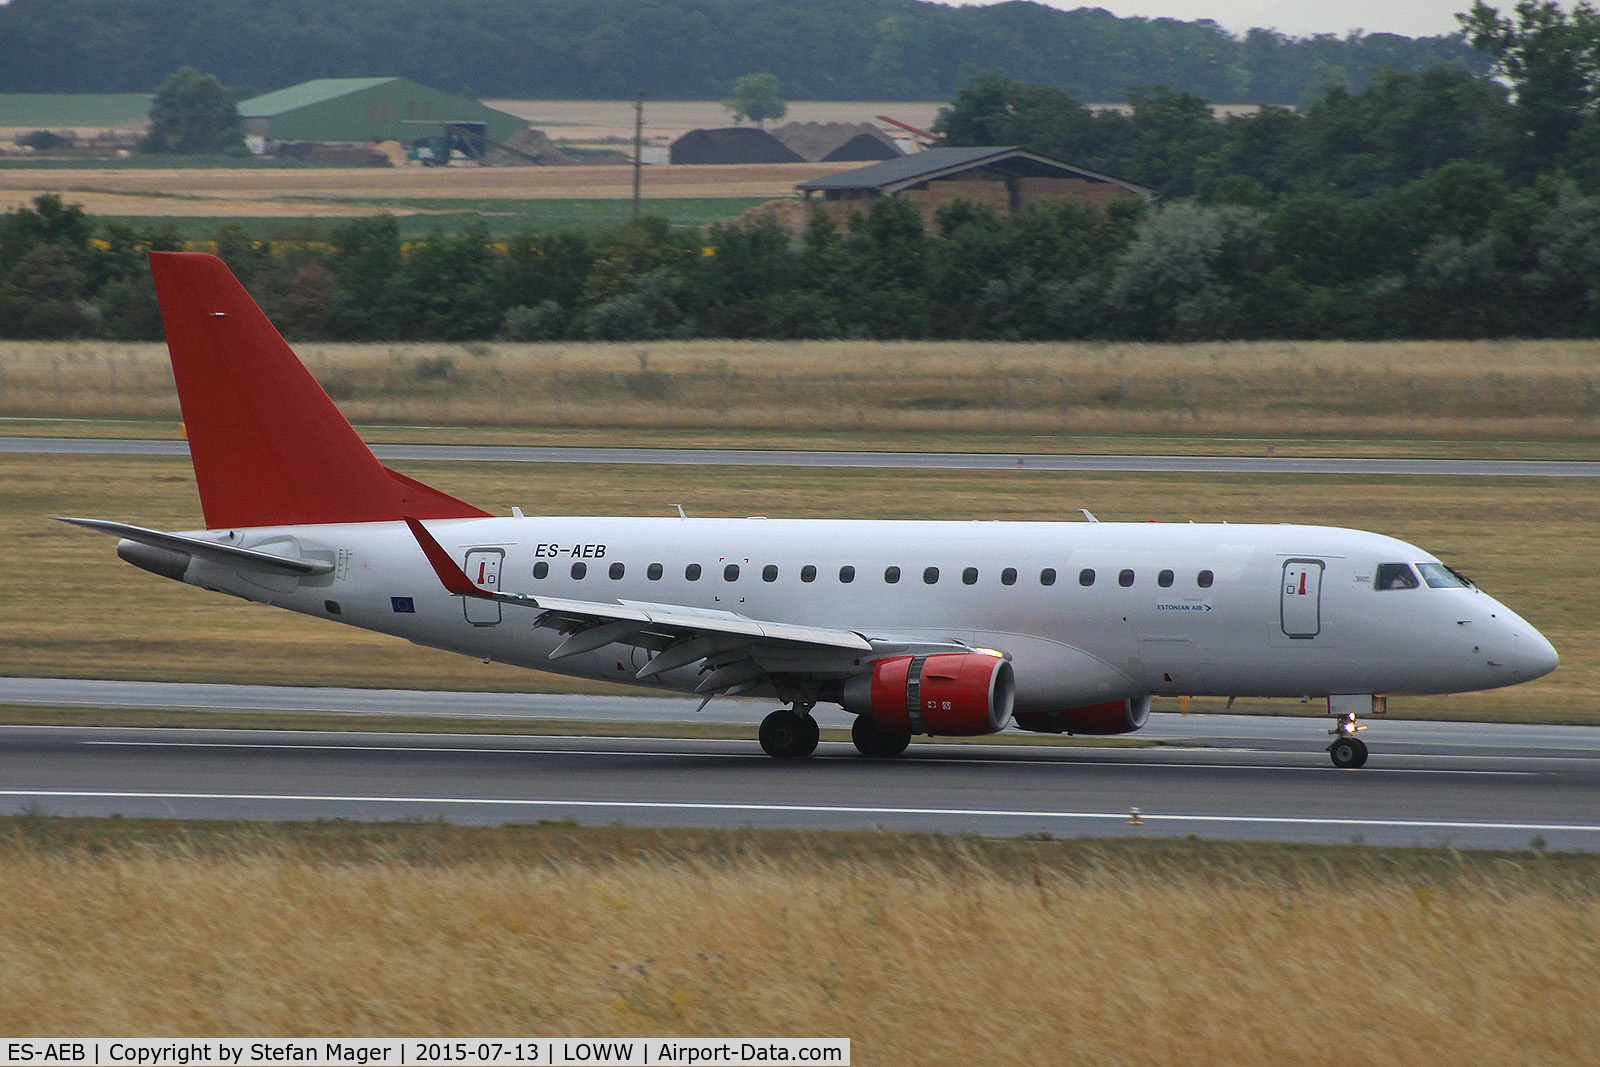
[150,252,489,529]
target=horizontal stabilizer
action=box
[59,517,334,576]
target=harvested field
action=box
[2,453,1592,722]
[0,817,1595,1062]
[0,162,851,219]
[485,99,943,155]
[3,338,1598,442]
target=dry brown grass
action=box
[4,338,1599,441]
[0,818,1595,1061]
[0,452,1593,722]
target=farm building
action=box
[796,146,1154,225]
[669,127,804,165]
[771,121,901,163]
[238,78,528,156]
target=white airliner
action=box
[66,253,1559,767]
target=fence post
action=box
[109,357,118,419]
[946,375,955,432]
[834,374,843,432]
[1059,375,1070,434]
[553,369,563,427]
[1233,377,1243,433]
[1466,378,1476,436]
[667,372,676,428]
[890,374,899,431]
[1173,377,1184,430]
[778,374,787,429]
[1003,376,1013,432]
[611,371,620,427]
[498,370,507,426]
[1118,377,1127,433]
[1527,377,1537,435]
[1408,377,1418,436]
[53,358,62,418]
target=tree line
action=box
[0,0,1482,105]
[5,165,1600,345]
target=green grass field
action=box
[88,196,772,236]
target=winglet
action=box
[404,516,483,597]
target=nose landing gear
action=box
[1327,708,1369,768]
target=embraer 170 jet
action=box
[66,253,1559,767]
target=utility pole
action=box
[632,91,644,221]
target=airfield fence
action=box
[2,350,1598,440]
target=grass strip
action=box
[0,815,1594,1059]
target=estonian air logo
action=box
[1156,600,1213,612]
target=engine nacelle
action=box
[840,653,1015,736]
[1012,696,1152,735]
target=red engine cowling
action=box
[841,653,1015,736]
[1012,696,1152,735]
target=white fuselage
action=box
[177,516,1559,710]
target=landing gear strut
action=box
[1327,710,1369,769]
[759,706,819,758]
[852,716,911,758]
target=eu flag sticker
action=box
[391,596,416,613]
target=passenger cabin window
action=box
[609,562,625,580]
[724,564,740,582]
[533,561,549,579]
[801,565,817,583]
[962,567,979,585]
[1197,570,1214,588]
[923,566,939,585]
[1079,568,1095,587]
[686,564,702,581]
[1001,568,1017,586]
[1417,562,1470,588]
[762,565,778,582]
[1040,568,1056,586]
[647,563,663,581]
[1118,569,1135,587]
[571,562,587,580]
[1158,569,1174,588]
[839,566,855,583]
[884,566,901,584]
[1375,563,1419,590]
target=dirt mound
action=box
[483,127,577,166]
[732,197,806,233]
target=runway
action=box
[6,437,1599,477]
[3,681,1598,849]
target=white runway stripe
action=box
[1,789,1594,834]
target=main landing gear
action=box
[759,707,819,758]
[851,716,911,758]
[1327,709,1369,769]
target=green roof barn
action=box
[238,77,526,148]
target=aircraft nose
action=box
[1519,627,1560,680]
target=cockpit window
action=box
[1417,562,1470,589]
[1374,563,1419,590]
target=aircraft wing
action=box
[406,517,964,697]
[60,517,334,576]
